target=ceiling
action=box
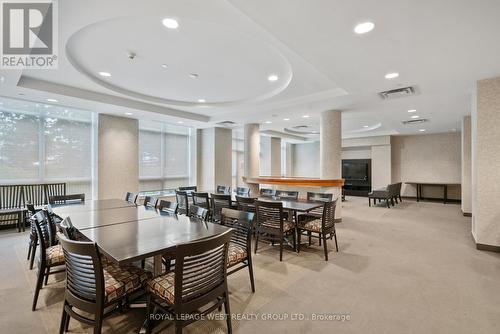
[2,0,500,140]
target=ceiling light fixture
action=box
[197,99,206,103]
[189,73,199,79]
[407,109,417,113]
[363,125,369,128]
[283,118,290,121]
[385,72,399,79]
[99,71,111,77]
[265,121,272,124]
[267,74,278,82]
[124,112,133,116]
[46,98,58,103]
[162,18,179,29]
[419,129,426,132]
[354,22,375,34]
[177,121,184,124]
[161,64,168,68]
[302,115,310,118]
[411,115,419,119]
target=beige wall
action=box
[371,145,392,189]
[270,137,282,176]
[97,114,139,199]
[472,76,500,247]
[461,116,472,214]
[197,127,232,191]
[391,133,461,200]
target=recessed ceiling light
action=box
[407,109,417,113]
[283,118,290,121]
[354,22,375,34]
[161,64,168,68]
[419,129,426,132]
[302,115,310,118]
[99,71,111,77]
[451,128,457,132]
[268,74,278,82]
[189,73,199,79]
[411,115,419,119]
[385,72,399,79]
[197,99,206,103]
[363,125,369,128]
[265,121,272,124]
[177,121,184,124]
[46,98,58,102]
[124,112,133,116]
[44,105,49,108]
[162,18,179,29]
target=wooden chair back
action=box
[158,200,178,215]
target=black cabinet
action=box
[342,159,371,197]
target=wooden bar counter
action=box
[242,176,344,188]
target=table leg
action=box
[416,184,420,202]
[444,185,448,204]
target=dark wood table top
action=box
[256,197,324,212]
[54,205,162,230]
[52,199,136,215]
[80,215,231,265]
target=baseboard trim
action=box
[476,243,500,253]
[462,211,472,217]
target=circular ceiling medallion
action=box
[284,125,319,135]
[66,16,293,107]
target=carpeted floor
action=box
[1,197,499,334]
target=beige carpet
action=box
[1,197,499,334]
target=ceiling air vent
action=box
[379,86,416,100]
[402,119,428,125]
[216,121,236,127]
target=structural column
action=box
[320,110,342,219]
[244,124,260,196]
[270,137,282,176]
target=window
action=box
[139,121,194,192]
[232,129,244,190]
[0,98,94,198]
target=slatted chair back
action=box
[25,201,37,217]
[235,196,256,213]
[259,188,275,197]
[255,200,284,231]
[32,211,54,265]
[192,192,210,209]
[321,199,337,231]
[178,186,197,192]
[173,229,232,307]
[220,208,254,251]
[188,205,208,222]
[158,200,178,215]
[210,193,232,222]
[143,196,158,209]
[175,191,189,215]
[49,194,85,205]
[235,187,250,197]
[216,185,231,194]
[59,217,79,241]
[58,234,105,314]
[45,183,66,202]
[306,192,333,216]
[275,190,299,200]
[23,184,46,207]
[0,184,24,209]
[125,192,137,203]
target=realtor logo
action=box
[1,0,58,69]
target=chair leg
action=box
[146,294,155,334]
[323,234,329,261]
[29,244,37,270]
[59,302,68,334]
[32,265,45,311]
[319,234,322,246]
[94,312,103,334]
[297,230,302,253]
[247,255,255,293]
[333,231,339,252]
[65,312,70,332]
[292,229,297,252]
[308,231,312,246]
[279,236,283,262]
[386,199,390,208]
[27,243,32,260]
[368,198,371,207]
[44,266,50,286]
[254,232,259,254]
[224,292,233,334]
[141,259,146,269]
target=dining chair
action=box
[178,186,197,192]
[221,208,256,292]
[236,186,250,197]
[125,192,137,204]
[58,235,151,334]
[304,192,333,217]
[188,205,209,222]
[143,196,158,209]
[26,202,40,270]
[254,200,296,261]
[211,193,233,223]
[145,229,233,334]
[216,185,231,194]
[259,188,275,197]
[48,194,85,205]
[192,192,210,209]
[175,190,189,215]
[158,200,178,215]
[275,190,299,200]
[235,196,256,213]
[31,210,65,311]
[297,199,338,261]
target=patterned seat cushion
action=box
[46,244,65,266]
[228,244,247,267]
[103,264,151,303]
[298,219,323,232]
[147,272,175,304]
[261,220,294,232]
